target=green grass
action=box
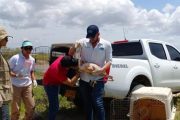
[33,53,49,61]
[35,70,45,80]
[175,95,180,120]
[18,86,180,120]
[19,86,48,119]
[19,86,74,119]
[34,86,74,119]
[175,111,180,120]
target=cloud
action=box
[0,0,29,21]
[163,3,175,14]
[0,0,179,31]
[168,7,180,34]
[1,0,180,48]
[0,0,137,28]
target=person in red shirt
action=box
[43,55,79,120]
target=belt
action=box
[92,78,104,82]
[80,78,104,82]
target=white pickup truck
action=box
[48,39,180,101]
[105,39,180,99]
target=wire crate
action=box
[110,98,130,120]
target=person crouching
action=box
[43,55,80,120]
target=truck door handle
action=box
[154,64,160,68]
[173,66,178,69]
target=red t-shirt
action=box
[43,56,68,85]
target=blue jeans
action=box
[44,85,60,120]
[0,103,10,120]
[79,80,105,120]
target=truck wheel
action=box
[131,84,144,94]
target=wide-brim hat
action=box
[0,26,8,41]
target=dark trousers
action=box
[79,80,105,120]
[0,103,10,120]
[44,85,60,120]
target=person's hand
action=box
[92,68,104,76]
[74,70,80,77]
[33,80,38,88]
[74,41,82,49]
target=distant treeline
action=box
[1,47,20,60]
[1,47,49,61]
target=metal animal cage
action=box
[109,87,176,120]
[32,46,50,84]
[110,98,130,120]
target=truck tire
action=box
[131,84,144,94]
[128,82,145,97]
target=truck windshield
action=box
[112,42,143,56]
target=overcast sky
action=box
[1,0,180,49]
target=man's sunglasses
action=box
[23,46,33,51]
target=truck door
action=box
[166,44,180,90]
[148,42,173,87]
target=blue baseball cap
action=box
[86,25,99,38]
[21,40,33,47]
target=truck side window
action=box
[112,42,143,56]
[149,43,167,60]
[166,45,180,61]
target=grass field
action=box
[19,85,179,120]
[19,85,75,120]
